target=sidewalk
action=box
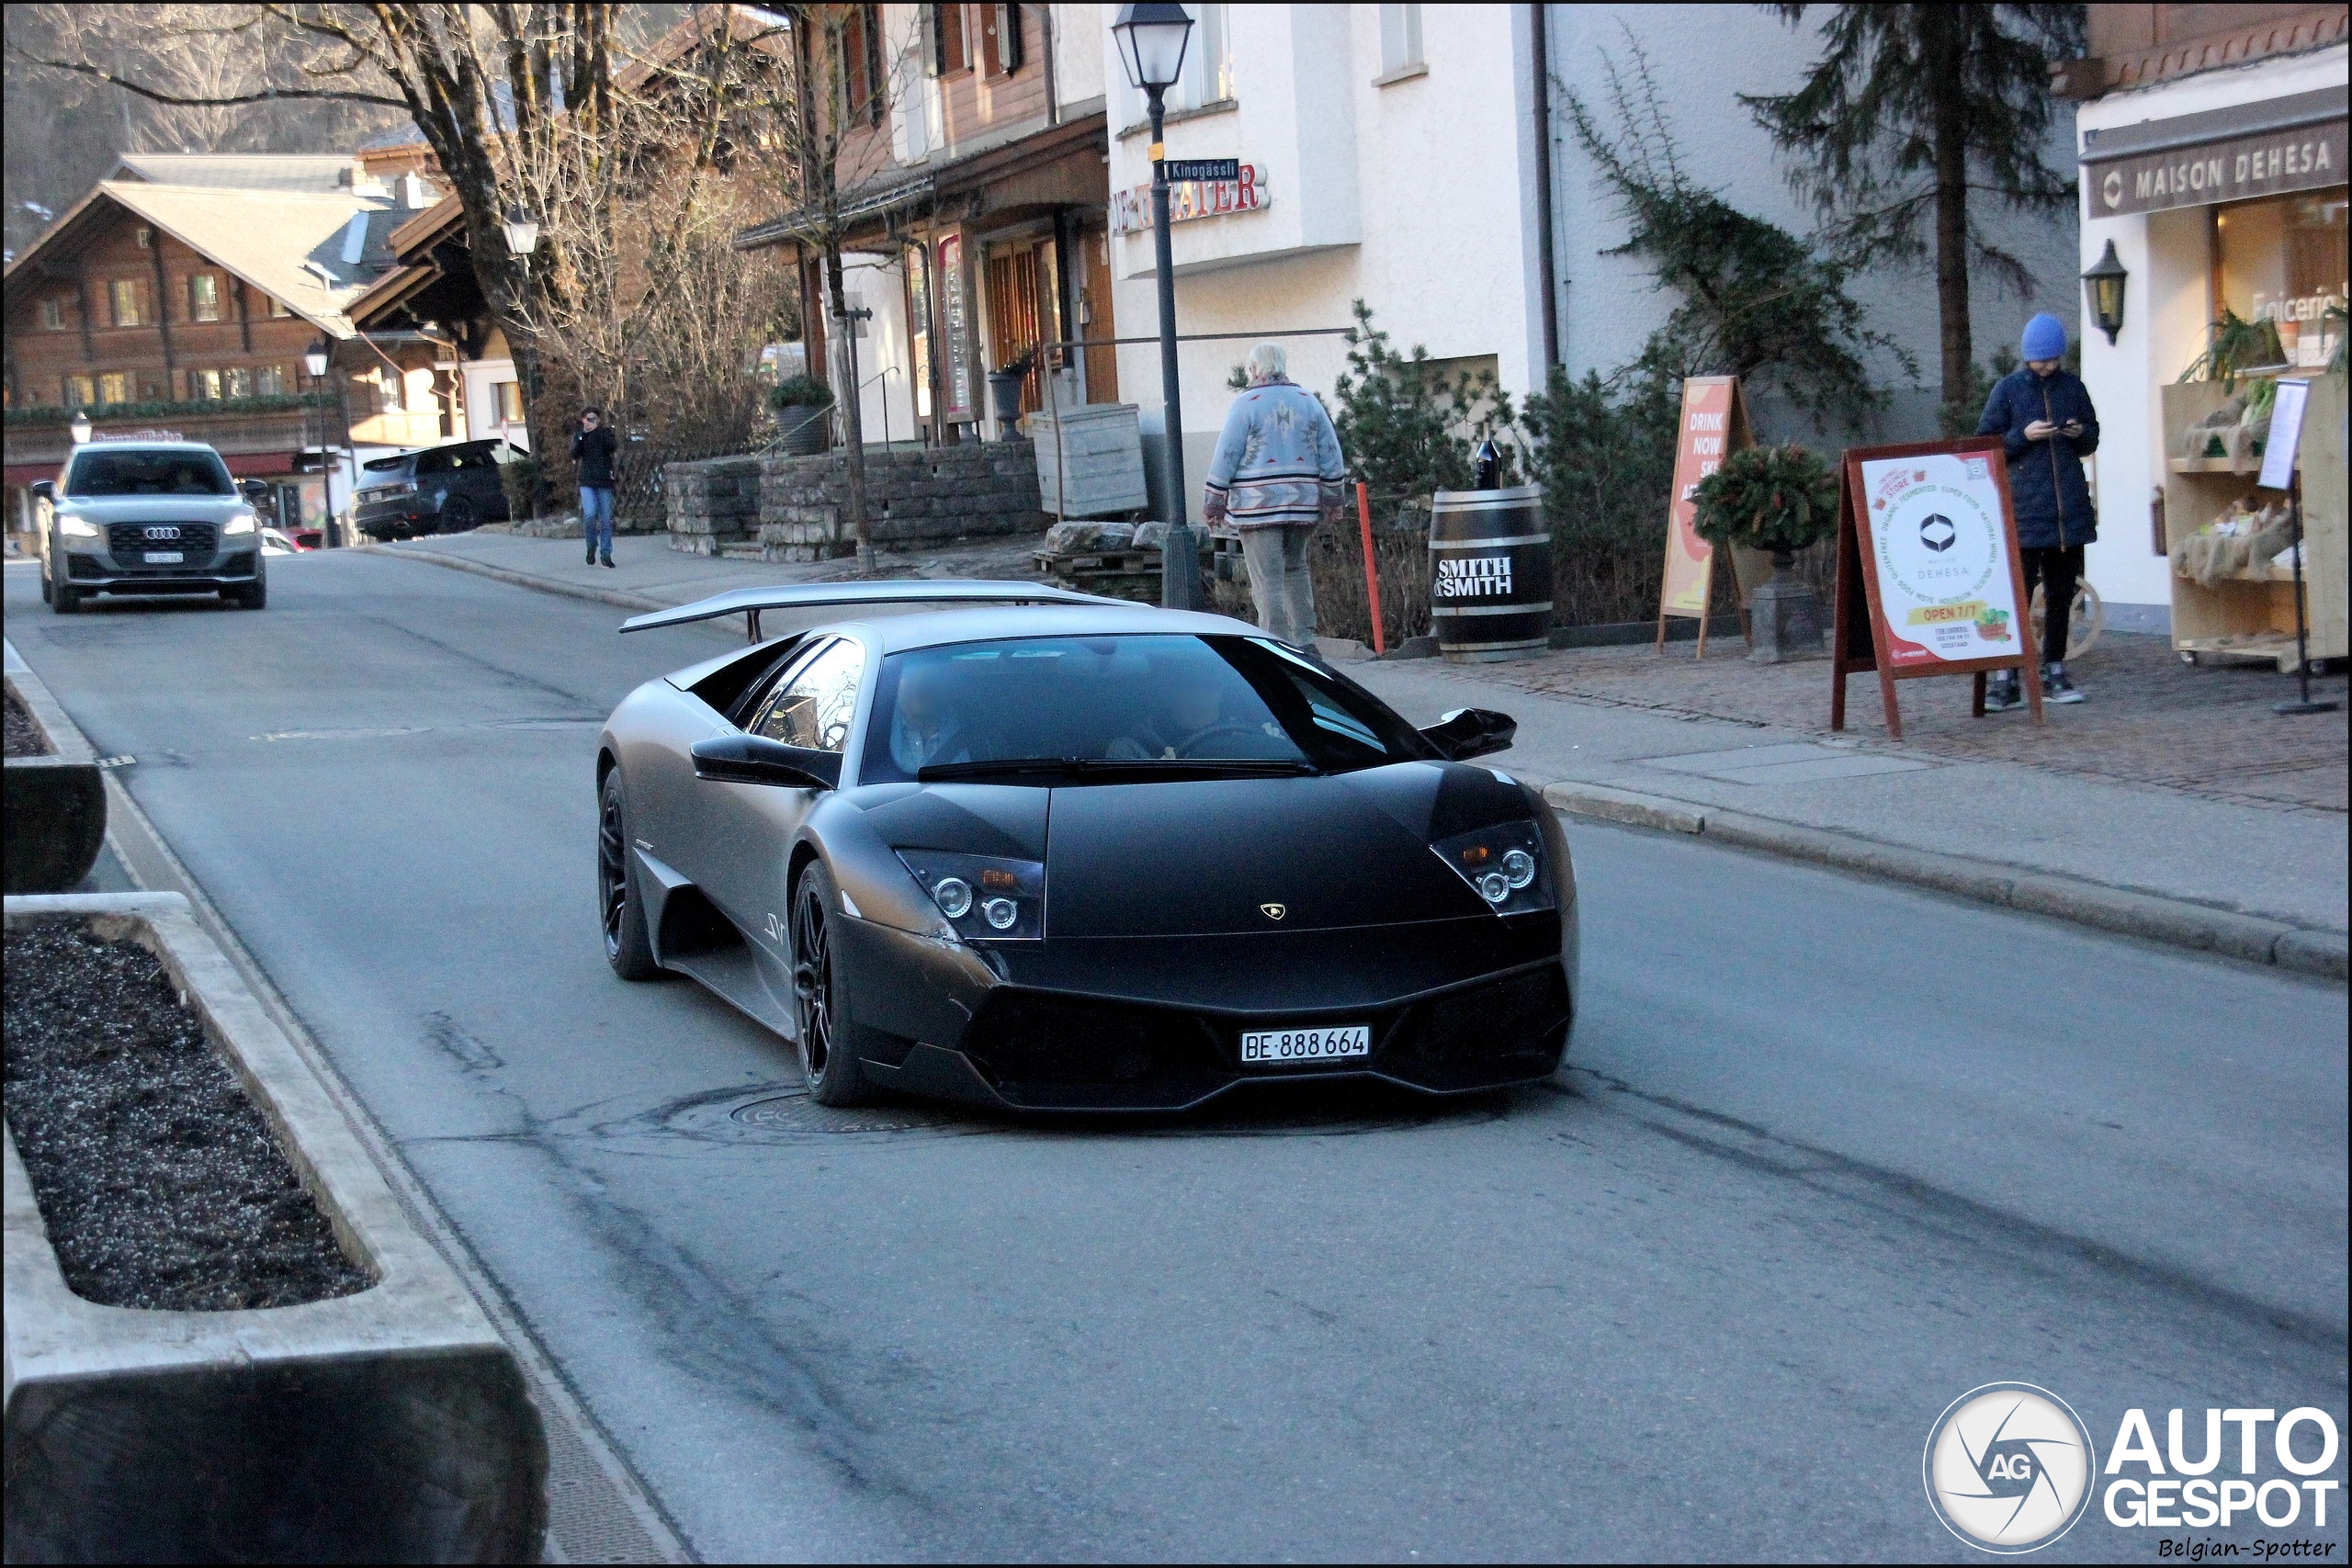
[377,530,2349,954]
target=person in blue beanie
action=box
[1975,313,2098,706]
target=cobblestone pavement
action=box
[1474,631,2348,816]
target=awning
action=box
[2083,85,2346,216]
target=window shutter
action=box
[996,5,1023,73]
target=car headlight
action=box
[223,513,257,536]
[58,515,100,539]
[895,850,1045,942]
[1432,821,1554,915]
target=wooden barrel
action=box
[1428,484,1551,661]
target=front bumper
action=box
[834,916,1573,1112]
[63,550,259,592]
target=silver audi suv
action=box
[34,438,271,613]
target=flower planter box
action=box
[3,645,105,895]
[4,891,546,1563]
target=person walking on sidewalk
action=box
[571,407,620,568]
[1203,343,1347,649]
[1976,314,2098,707]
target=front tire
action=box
[225,579,266,610]
[598,772,661,980]
[791,862,870,1106]
[51,580,82,615]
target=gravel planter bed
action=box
[3,919,369,1310]
[4,684,46,756]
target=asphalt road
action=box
[7,551,2345,1563]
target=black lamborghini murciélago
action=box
[597,582,1576,1112]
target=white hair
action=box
[1245,342,1287,382]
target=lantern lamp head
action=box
[2082,239,2129,345]
[1113,3,1193,94]
[502,214,540,256]
[69,410,93,446]
[304,338,331,379]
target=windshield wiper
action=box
[919,756,1317,783]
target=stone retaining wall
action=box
[663,442,1046,561]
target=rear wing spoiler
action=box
[617,580,1125,640]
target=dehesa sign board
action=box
[1831,436,2043,739]
[1860,450,2025,667]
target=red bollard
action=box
[1355,480,1385,656]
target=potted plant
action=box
[1691,442,1839,662]
[768,374,836,457]
[986,348,1036,435]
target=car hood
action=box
[56,495,254,524]
[1042,762,1524,937]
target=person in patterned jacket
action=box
[1202,343,1348,648]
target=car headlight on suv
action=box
[223,513,257,536]
[57,515,100,539]
[895,850,1046,942]
[1432,820,1553,915]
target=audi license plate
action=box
[141,550,184,564]
[1240,1024,1371,1066]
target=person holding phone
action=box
[1975,313,2099,707]
[571,406,620,568]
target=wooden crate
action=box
[2160,372,2345,671]
[1030,402,1149,518]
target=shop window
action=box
[256,365,287,396]
[108,278,144,328]
[2216,187,2347,370]
[189,368,224,401]
[65,374,96,408]
[97,372,130,406]
[1379,5,1425,79]
[187,273,221,322]
[38,298,66,331]
[225,367,253,398]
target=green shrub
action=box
[499,455,541,522]
[767,374,834,411]
[1690,443,1839,561]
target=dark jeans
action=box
[580,487,615,559]
[2022,545,2082,666]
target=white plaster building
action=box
[1100,3,2082,520]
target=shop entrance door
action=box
[984,244,1046,415]
[1077,223,1118,403]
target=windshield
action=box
[66,449,235,498]
[858,634,1430,784]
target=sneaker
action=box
[600,556,616,570]
[2043,662,2084,704]
[1984,673,2023,713]
[585,548,597,565]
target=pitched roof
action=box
[110,153,357,194]
[3,179,400,339]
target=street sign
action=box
[1159,158,1240,182]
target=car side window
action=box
[749,638,865,752]
[414,451,448,476]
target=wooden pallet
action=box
[1035,547,1164,604]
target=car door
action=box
[695,636,867,967]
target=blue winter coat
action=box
[1974,367,2099,549]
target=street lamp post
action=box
[1113,4,1202,611]
[305,338,335,547]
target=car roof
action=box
[70,440,222,457]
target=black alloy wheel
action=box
[438,496,477,534]
[791,863,870,1106]
[597,773,660,979]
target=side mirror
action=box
[239,478,271,502]
[29,479,55,503]
[691,733,841,790]
[1420,706,1517,761]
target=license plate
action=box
[1240,1024,1371,1065]
[142,550,184,564]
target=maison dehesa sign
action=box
[2090,115,2345,216]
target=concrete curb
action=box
[1543,781,2347,983]
[4,891,547,1562]
[360,541,668,615]
[4,638,106,894]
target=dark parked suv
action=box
[353,439,517,539]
